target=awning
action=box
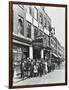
[57,56,62,59]
[52,53,58,58]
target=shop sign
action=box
[32,41,43,49]
[43,35,49,48]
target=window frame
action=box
[26,21,31,38]
[18,15,24,36]
[39,12,43,25]
[34,7,38,20]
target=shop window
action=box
[34,7,38,20]
[27,22,31,38]
[18,17,24,36]
[13,47,22,62]
[13,50,18,62]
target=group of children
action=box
[21,58,48,79]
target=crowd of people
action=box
[20,58,56,79]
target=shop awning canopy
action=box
[52,53,58,58]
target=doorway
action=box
[33,49,41,59]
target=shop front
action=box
[43,34,51,61]
[13,43,29,78]
[32,36,50,60]
[51,53,59,70]
[44,49,49,61]
[13,35,32,78]
[32,38,43,59]
[51,53,58,63]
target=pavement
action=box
[13,62,65,86]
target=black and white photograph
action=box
[9,1,67,88]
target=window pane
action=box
[27,7,32,15]
[44,18,47,28]
[18,17,24,35]
[27,22,31,38]
[34,8,38,20]
[40,13,43,24]
[34,27,38,39]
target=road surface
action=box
[13,63,65,86]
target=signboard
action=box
[43,35,49,48]
[32,39,43,49]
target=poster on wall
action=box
[9,1,67,89]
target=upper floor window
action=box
[44,18,47,28]
[28,7,32,15]
[34,7,38,20]
[27,22,31,38]
[39,13,43,25]
[38,30,43,36]
[41,6,45,11]
[48,22,51,31]
[34,27,38,39]
[18,16,24,36]
[51,39,54,45]
[18,5,24,10]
